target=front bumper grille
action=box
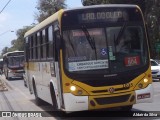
[94,94,131,105]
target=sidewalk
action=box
[0,75,8,91]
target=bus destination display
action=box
[78,11,128,23]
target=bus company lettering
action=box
[81,11,123,21]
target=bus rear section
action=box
[60,5,153,111]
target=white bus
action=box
[3,51,25,80]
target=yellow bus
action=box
[3,51,25,80]
[24,5,153,112]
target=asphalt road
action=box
[0,75,160,120]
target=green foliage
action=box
[0,0,67,58]
[82,0,160,58]
[1,0,160,59]
[0,26,33,57]
[1,47,9,57]
[35,0,67,23]
[82,0,110,5]
[82,0,145,13]
[10,26,33,51]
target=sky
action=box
[0,0,82,53]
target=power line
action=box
[0,30,14,36]
[0,0,12,14]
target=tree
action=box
[82,0,145,13]
[81,0,160,58]
[81,0,109,5]
[0,26,33,58]
[35,0,66,22]
[8,26,33,52]
[1,47,9,56]
[146,0,160,58]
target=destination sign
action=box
[62,7,142,26]
[78,11,127,23]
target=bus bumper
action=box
[63,84,153,112]
[63,93,88,111]
[8,72,24,79]
[135,84,153,103]
[8,69,24,79]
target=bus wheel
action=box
[33,81,43,106]
[50,85,58,111]
[121,105,133,111]
[6,72,9,80]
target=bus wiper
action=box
[115,23,127,45]
[81,26,97,60]
[66,31,76,56]
[81,26,95,50]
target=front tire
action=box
[50,85,58,111]
[33,81,43,106]
[6,71,9,80]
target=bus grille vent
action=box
[94,94,130,105]
[92,87,129,93]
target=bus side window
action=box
[48,25,54,59]
[25,37,29,62]
[54,30,61,61]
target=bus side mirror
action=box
[55,30,62,49]
[54,30,62,61]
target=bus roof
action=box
[3,50,24,57]
[66,4,140,11]
[24,9,64,37]
[24,4,140,38]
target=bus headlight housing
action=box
[69,84,88,96]
[138,83,143,88]
[136,78,149,89]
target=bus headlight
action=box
[137,78,149,89]
[144,78,149,83]
[68,84,88,95]
[70,86,76,91]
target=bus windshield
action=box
[63,24,148,74]
[8,55,24,68]
[62,7,149,77]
